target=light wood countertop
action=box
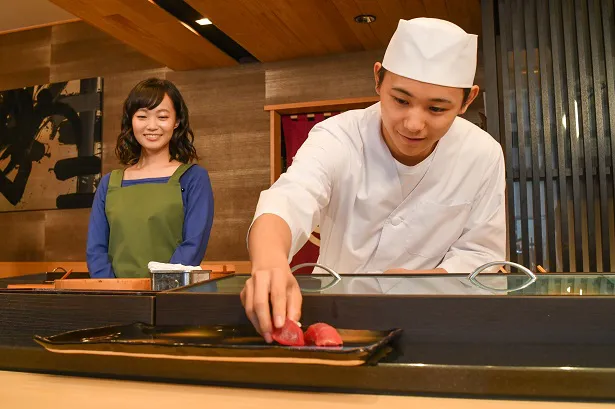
[1,370,613,409]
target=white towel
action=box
[147,261,202,272]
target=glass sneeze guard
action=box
[177,271,615,296]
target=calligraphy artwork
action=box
[0,77,103,212]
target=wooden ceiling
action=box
[186,0,482,62]
[46,0,481,69]
[47,0,237,70]
[0,0,77,34]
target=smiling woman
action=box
[86,78,215,279]
[115,79,198,167]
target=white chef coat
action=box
[394,147,436,198]
[252,102,506,274]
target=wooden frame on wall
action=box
[264,96,379,185]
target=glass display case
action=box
[175,272,615,296]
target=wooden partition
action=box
[482,0,615,272]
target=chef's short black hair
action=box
[377,66,471,105]
[116,78,198,165]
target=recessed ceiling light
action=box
[354,14,376,24]
[195,18,212,26]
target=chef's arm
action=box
[243,127,346,341]
[437,149,507,273]
[248,126,347,260]
[248,214,292,270]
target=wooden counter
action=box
[1,371,611,409]
[2,274,615,401]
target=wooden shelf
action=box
[264,96,379,115]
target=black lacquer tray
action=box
[34,322,402,366]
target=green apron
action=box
[105,164,192,278]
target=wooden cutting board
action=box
[8,278,151,291]
[53,278,151,290]
[6,283,55,289]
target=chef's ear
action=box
[174,121,179,129]
[374,62,383,95]
[459,85,480,115]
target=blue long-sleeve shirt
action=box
[86,165,214,278]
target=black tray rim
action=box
[33,322,403,359]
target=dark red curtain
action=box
[281,112,340,273]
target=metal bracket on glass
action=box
[291,262,342,293]
[468,261,537,293]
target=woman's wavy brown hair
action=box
[115,78,198,165]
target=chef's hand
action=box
[243,214,302,342]
[241,266,302,343]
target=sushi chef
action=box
[241,17,506,342]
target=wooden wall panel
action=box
[0,28,51,90]
[0,28,50,263]
[168,64,269,261]
[0,212,45,261]
[265,49,381,106]
[50,22,162,83]
[43,209,90,261]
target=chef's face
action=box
[131,94,178,154]
[374,62,479,165]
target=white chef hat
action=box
[382,18,478,88]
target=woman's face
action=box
[131,94,178,154]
